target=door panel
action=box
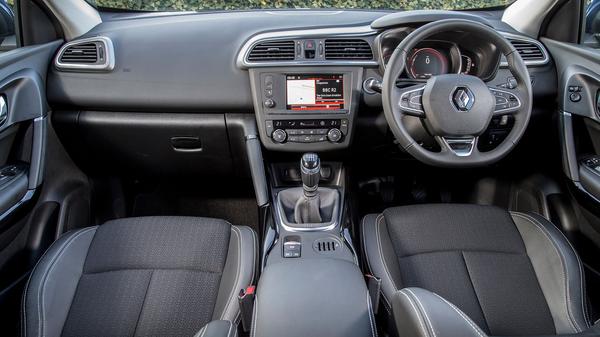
[0,40,60,335]
[543,37,600,319]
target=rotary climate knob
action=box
[272,129,287,143]
[327,128,342,143]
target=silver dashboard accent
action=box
[54,36,115,72]
[0,95,7,127]
[237,26,378,68]
[500,32,550,67]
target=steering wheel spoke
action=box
[395,84,426,117]
[436,136,478,157]
[489,87,522,116]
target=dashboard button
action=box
[265,121,274,136]
[570,93,582,102]
[264,99,276,108]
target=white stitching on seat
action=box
[375,214,400,291]
[362,214,393,316]
[367,289,378,337]
[431,292,486,337]
[250,293,258,337]
[221,226,242,321]
[512,212,583,332]
[405,289,437,337]
[38,227,96,337]
[227,320,234,337]
[398,289,430,337]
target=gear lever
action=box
[294,153,322,223]
[301,153,320,197]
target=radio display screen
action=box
[286,74,344,111]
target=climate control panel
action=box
[265,119,349,144]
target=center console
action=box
[248,152,376,337]
[248,67,363,151]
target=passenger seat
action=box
[22,216,257,337]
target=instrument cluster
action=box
[377,28,499,81]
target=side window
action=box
[0,0,16,52]
[585,0,600,45]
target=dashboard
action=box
[48,9,557,153]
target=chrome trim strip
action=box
[54,36,115,72]
[237,26,378,68]
[441,136,477,157]
[500,32,550,67]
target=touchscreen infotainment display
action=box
[286,74,344,111]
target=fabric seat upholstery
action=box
[22,216,257,337]
[362,204,590,336]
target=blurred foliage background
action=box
[86,0,514,11]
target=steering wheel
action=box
[382,19,532,168]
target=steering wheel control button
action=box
[327,128,343,143]
[569,93,582,103]
[272,129,287,143]
[452,87,475,111]
[490,88,521,114]
[399,86,425,116]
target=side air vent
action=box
[55,37,114,72]
[248,40,295,61]
[324,39,373,60]
[60,43,98,64]
[314,238,341,253]
[509,39,547,62]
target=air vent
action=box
[55,37,114,72]
[248,40,295,61]
[60,43,98,64]
[324,39,373,60]
[314,238,340,253]
[509,39,546,62]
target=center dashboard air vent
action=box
[55,37,114,72]
[509,39,547,62]
[324,39,373,60]
[248,40,295,61]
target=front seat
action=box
[22,216,256,337]
[362,204,592,337]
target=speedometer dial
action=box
[407,48,448,79]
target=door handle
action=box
[0,95,7,127]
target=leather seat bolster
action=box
[194,320,237,337]
[212,225,258,322]
[22,226,98,337]
[511,212,590,334]
[392,287,488,337]
[362,213,403,310]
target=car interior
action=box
[1,0,600,336]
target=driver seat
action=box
[362,204,591,337]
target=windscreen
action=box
[86,0,514,12]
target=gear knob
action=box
[300,153,320,196]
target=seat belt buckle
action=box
[238,285,255,332]
[366,274,381,315]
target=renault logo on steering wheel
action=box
[452,87,475,111]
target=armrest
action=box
[392,287,487,337]
[194,320,236,337]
